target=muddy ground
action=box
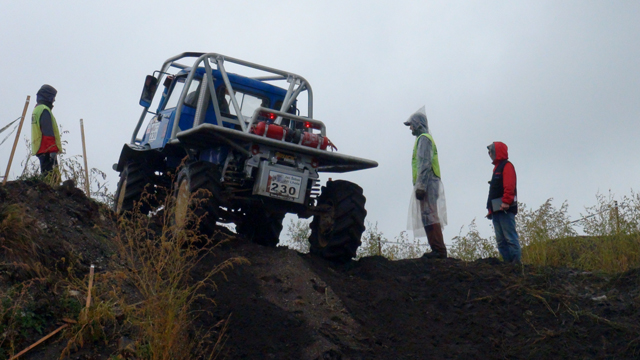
[1,180,639,359]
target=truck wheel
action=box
[237,208,285,247]
[174,162,222,237]
[113,162,154,215]
[309,180,367,262]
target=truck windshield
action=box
[164,77,201,110]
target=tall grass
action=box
[357,222,425,259]
[450,219,498,261]
[451,191,640,273]
[19,132,112,205]
[0,170,246,358]
[519,193,640,273]
[106,186,248,359]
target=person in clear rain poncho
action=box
[404,106,448,258]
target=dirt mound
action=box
[0,179,115,279]
[1,180,639,359]
[200,243,640,359]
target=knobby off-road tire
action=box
[113,162,155,215]
[237,208,286,247]
[174,161,222,237]
[309,180,367,262]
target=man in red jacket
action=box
[486,141,521,263]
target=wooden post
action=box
[79,119,90,197]
[3,96,30,185]
[377,236,382,256]
[614,201,620,234]
[83,264,95,320]
[8,324,68,360]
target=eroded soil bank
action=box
[1,180,639,359]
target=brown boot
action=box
[425,223,447,258]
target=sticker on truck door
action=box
[267,171,302,200]
[149,122,160,142]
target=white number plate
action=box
[268,171,302,199]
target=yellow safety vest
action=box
[31,104,61,155]
[412,133,440,185]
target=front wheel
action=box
[113,162,155,215]
[173,162,222,237]
[309,180,367,262]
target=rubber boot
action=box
[423,223,447,258]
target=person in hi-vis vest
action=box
[404,106,448,258]
[31,84,61,176]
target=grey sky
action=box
[1,1,639,245]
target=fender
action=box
[113,143,164,172]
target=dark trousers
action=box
[425,223,447,256]
[37,153,57,177]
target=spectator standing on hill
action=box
[31,84,61,177]
[404,106,448,258]
[486,141,521,263]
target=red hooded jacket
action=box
[491,141,516,206]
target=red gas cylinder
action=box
[301,132,330,150]
[254,121,286,140]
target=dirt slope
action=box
[199,241,640,359]
[1,180,639,359]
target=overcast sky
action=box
[1,1,639,247]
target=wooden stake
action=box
[80,119,90,197]
[8,323,68,360]
[3,96,30,185]
[84,264,95,319]
[86,264,95,307]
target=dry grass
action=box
[1,162,245,357]
[450,193,640,274]
[19,132,112,205]
[520,194,640,273]
[523,234,640,273]
[61,182,248,359]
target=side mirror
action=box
[139,75,158,108]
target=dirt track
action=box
[1,180,639,359]
[200,240,640,359]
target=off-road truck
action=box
[113,52,378,261]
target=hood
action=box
[404,105,429,136]
[36,84,57,105]
[489,141,509,164]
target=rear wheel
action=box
[113,162,155,215]
[236,207,285,247]
[173,162,222,237]
[309,180,367,262]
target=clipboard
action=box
[491,198,504,212]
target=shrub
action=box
[450,219,498,261]
[283,218,310,253]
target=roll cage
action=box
[130,52,316,145]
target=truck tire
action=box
[309,180,366,262]
[174,161,222,237]
[237,208,285,247]
[113,162,154,215]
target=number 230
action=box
[271,182,296,196]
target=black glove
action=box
[415,188,426,200]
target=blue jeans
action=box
[492,211,521,263]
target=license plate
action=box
[268,171,302,199]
